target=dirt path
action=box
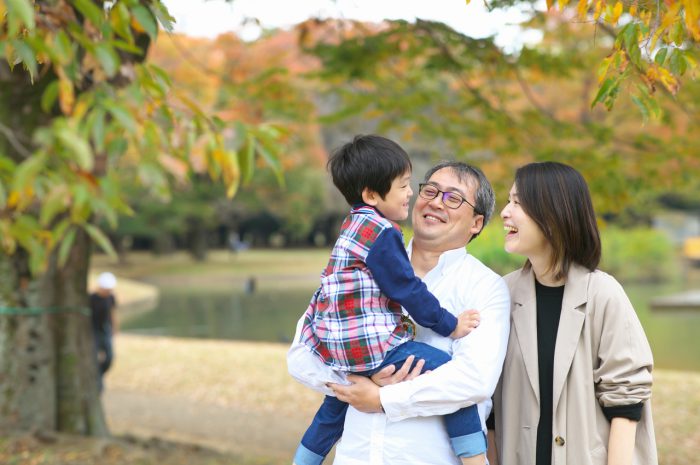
[104,389,306,462]
[102,335,322,464]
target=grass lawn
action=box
[79,249,700,464]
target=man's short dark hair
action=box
[328,135,412,205]
[424,161,495,241]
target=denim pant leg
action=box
[378,341,487,458]
[294,395,348,465]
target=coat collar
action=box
[509,263,592,408]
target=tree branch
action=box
[0,122,32,158]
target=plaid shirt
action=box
[300,205,414,372]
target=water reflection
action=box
[122,283,700,372]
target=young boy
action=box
[293,135,486,465]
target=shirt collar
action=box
[351,203,382,216]
[406,239,468,276]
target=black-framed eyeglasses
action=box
[418,183,479,212]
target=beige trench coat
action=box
[492,264,658,465]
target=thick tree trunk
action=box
[0,232,107,435]
[0,62,108,436]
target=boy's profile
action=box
[293,135,486,465]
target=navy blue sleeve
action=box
[365,227,458,337]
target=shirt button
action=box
[554,436,566,446]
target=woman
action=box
[491,161,657,465]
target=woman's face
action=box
[500,183,551,260]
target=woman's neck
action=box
[529,255,566,287]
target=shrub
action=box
[600,226,678,283]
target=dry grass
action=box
[107,334,321,418]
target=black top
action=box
[89,293,116,333]
[535,280,565,465]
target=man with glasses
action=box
[288,161,511,464]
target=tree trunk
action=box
[0,62,108,436]
[0,231,107,435]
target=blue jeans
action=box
[293,341,486,465]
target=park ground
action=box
[2,249,700,464]
[2,334,700,465]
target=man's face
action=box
[411,167,484,251]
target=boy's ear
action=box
[361,187,379,206]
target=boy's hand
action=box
[450,309,480,339]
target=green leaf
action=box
[654,48,668,66]
[12,155,44,193]
[6,0,36,34]
[669,50,687,76]
[12,40,37,80]
[90,108,106,153]
[94,43,120,77]
[240,133,255,184]
[591,78,615,109]
[631,95,649,122]
[111,2,134,42]
[71,184,91,222]
[256,143,285,187]
[56,126,93,171]
[112,39,143,55]
[41,80,59,113]
[71,0,104,28]
[132,5,158,40]
[106,103,137,133]
[39,189,68,226]
[150,1,175,33]
[57,227,77,267]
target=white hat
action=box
[97,272,117,290]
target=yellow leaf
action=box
[7,190,19,208]
[658,67,680,94]
[547,0,555,10]
[560,0,570,7]
[594,0,604,20]
[629,4,637,18]
[683,0,700,41]
[577,0,589,20]
[57,72,74,115]
[611,1,623,24]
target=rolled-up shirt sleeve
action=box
[287,314,348,396]
[380,276,511,422]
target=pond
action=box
[121,281,700,372]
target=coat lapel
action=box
[510,268,539,402]
[552,264,589,411]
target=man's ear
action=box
[362,187,379,206]
[469,215,485,236]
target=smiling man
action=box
[288,161,511,465]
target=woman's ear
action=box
[362,187,379,206]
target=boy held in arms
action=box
[293,135,485,465]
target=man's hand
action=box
[370,355,425,386]
[329,375,382,413]
[450,309,480,339]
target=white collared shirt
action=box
[287,243,511,465]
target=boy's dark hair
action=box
[515,161,601,280]
[328,135,412,205]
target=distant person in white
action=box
[288,161,511,464]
